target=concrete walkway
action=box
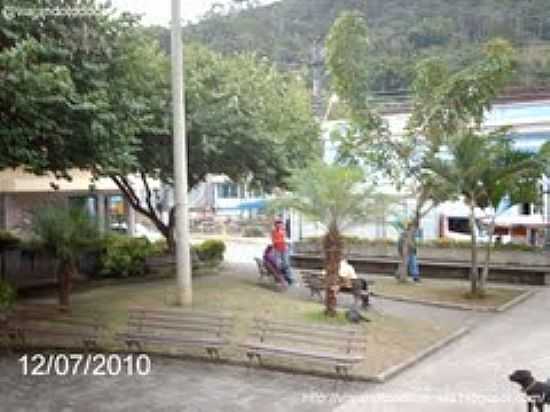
[334,285,550,412]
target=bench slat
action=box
[247,331,365,352]
[241,342,364,363]
[253,317,360,335]
[118,333,227,346]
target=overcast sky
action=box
[109,0,279,26]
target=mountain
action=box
[149,0,550,95]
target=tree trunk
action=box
[111,175,173,251]
[323,228,342,317]
[480,216,496,293]
[57,260,75,309]
[469,201,479,296]
[398,224,416,283]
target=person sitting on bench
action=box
[263,245,289,287]
[339,259,367,292]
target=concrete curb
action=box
[495,289,537,312]
[372,288,535,313]
[373,326,471,383]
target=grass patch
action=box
[16,266,459,378]
[373,276,526,309]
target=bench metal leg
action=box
[126,340,142,352]
[246,352,255,365]
[83,339,98,352]
[206,348,221,361]
[245,352,262,367]
[335,365,350,380]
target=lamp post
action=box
[171,0,192,305]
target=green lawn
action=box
[372,275,527,309]
[21,266,459,378]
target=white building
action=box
[294,100,550,246]
[189,174,267,218]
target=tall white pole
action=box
[171,0,192,305]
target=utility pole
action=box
[171,0,192,305]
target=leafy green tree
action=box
[31,207,100,307]
[109,42,320,250]
[0,0,140,177]
[272,162,383,316]
[0,3,320,250]
[326,11,369,111]
[326,13,517,289]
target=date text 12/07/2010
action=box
[19,353,152,376]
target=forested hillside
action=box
[151,0,550,94]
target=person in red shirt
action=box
[271,218,293,284]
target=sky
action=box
[109,0,279,27]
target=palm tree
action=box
[478,148,542,290]
[31,207,100,308]
[273,162,384,316]
[429,129,538,296]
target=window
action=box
[521,203,532,215]
[68,196,97,218]
[218,183,239,199]
[448,217,470,234]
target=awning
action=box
[238,200,267,210]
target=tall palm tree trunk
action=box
[323,228,342,317]
[469,201,479,296]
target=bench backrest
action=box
[127,307,233,340]
[251,317,365,355]
[300,270,326,288]
[6,304,100,332]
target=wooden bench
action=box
[241,317,365,377]
[300,270,374,308]
[117,307,234,360]
[4,304,101,350]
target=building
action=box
[294,100,550,246]
[0,168,160,239]
[189,174,267,218]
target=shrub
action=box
[0,280,16,312]
[151,239,169,256]
[0,231,20,251]
[196,239,226,262]
[242,226,265,238]
[99,235,154,277]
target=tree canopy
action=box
[0,0,139,177]
[0,1,321,247]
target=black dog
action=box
[510,370,550,412]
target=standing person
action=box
[398,226,420,282]
[408,234,420,282]
[271,217,294,284]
